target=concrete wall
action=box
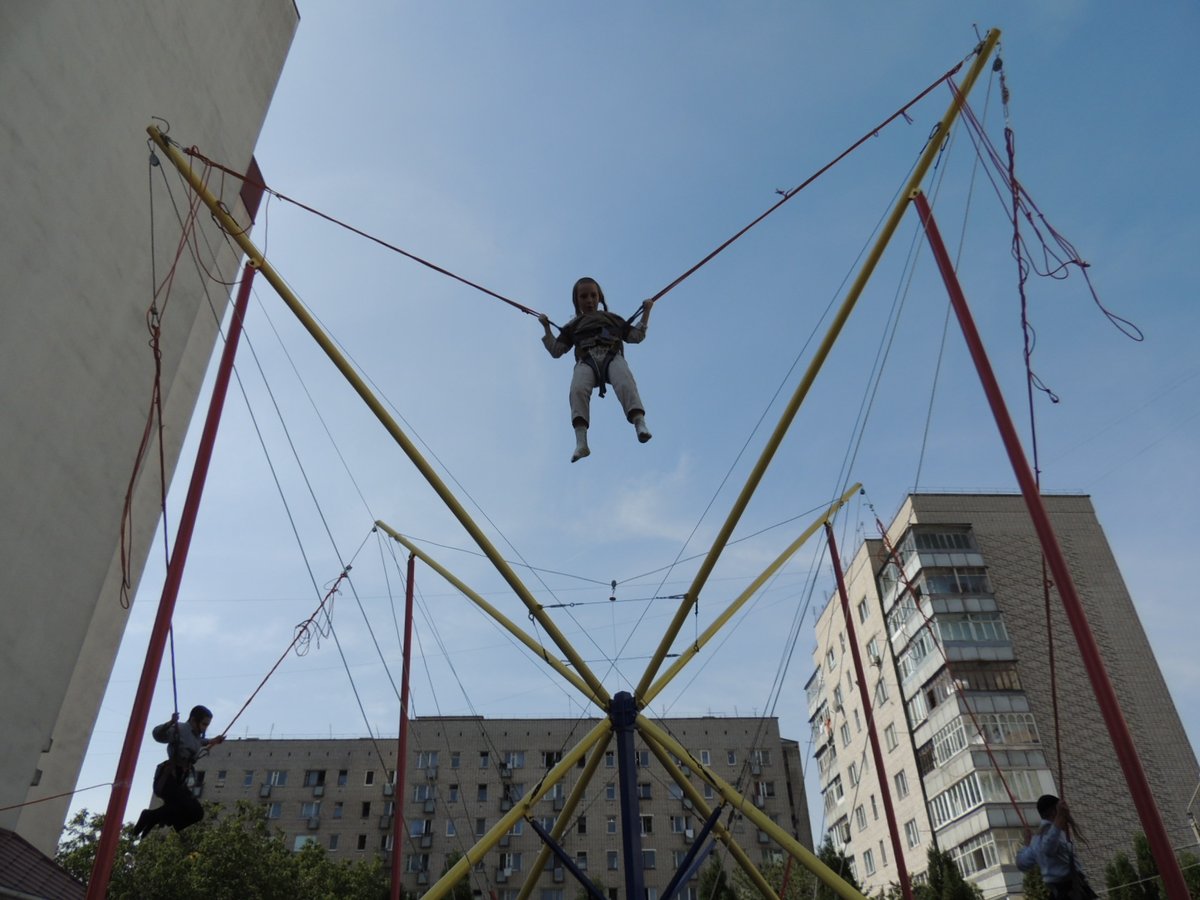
[0,0,298,853]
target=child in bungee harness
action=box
[538,277,654,462]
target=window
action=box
[879,840,887,865]
[699,750,711,766]
[927,773,985,828]
[638,783,652,800]
[477,784,488,802]
[607,815,617,834]
[670,815,690,833]
[576,851,588,871]
[636,749,650,768]
[303,769,325,787]
[417,751,439,769]
[475,818,487,837]
[541,750,562,768]
[448,783,460,802]
[870,795,878,820]
[446,819,456,836]
[328,833,339,850]
[267,769,288,786]
[337,769,348,786]
[751,749,771,766]
[508,820,525,837]
[858,598,871,622]
[242,769,254,787]
[333,801,343,819]
[607,850,619,870]
[505,750,525,769]
[405,852,429,872]
[703,784,714,800]
[905,819,921,848]
[606,782,616,801]
[833,685,843,708]
[826,649,836,671]
[823,776,843,814]
[640,815,653,835]
[499,851,523,872]
[364,770,375,786]
[863,848,876,876]
[668,783,684,800]
[840,723,852,747]
[884,724,898,752]
[361,801,371,818]
[838,632,846,652]
[480,751,490,768]
[852,709,861,733]
[875,678,890,706]
[301,800,321,818]
[577,816,587,835]
[540,892,563,900]
[894,770,909,799]
[726,750,737,766]
[642,849,656,870]
[410,818,431,836]
[604,750,615,768]
[549,783,565,800]
[848,762,859,786]
[265,802,282,819]
[938,612,1009,643]
[855,806,867,831]
[413,784,435,802]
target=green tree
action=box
[56,803,391,899]
[1105,850,1142,900]
[1133,833,1164,900]
[440,851,473,900]
[699,856,738,900]
[913,847,981,900]
[1021,866,1051,900]
[1178,850,1200,900]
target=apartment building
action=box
[806,493,1196,898]
[197,715,811,898]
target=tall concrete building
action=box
[197,715,811,898]
[805,493,1196,898]
[0,3,298,853]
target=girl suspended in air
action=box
[538,277,654,462]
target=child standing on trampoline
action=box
[539,277,654,462]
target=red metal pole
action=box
[87,262,257,898]
[824,523,913,900]
[390,552,416,900]
[911,190,1189,900]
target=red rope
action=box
[218,570,350,738]
[627,53,973,322]
[177,144,546,321]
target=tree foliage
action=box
[57,803,393,900]
[912,847,982,900]
[1104,832,1200,900]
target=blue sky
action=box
[77,2,1198,853]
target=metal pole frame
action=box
[824,522,912,900]
[390,553,417,900]
[912,189,1189,900]
[637,29,1004,698]
[87,262,258,899]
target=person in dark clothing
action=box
[131,705,224,837]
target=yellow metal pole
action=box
[638,716,869,900]
[641,484,861,708]
[516,735,612,900]
[643,733,781,900]
[147,126,610,706]
[422,720,612,900]
[376,521,605,708]
[635,29,1002,699]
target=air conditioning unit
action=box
[553,867,565,883]
[379,816,391,830]
[684,828,695,842]
[682,798,693,811]
[383,783,395,797]
[313,785,325,797]
[500,798,513,811]
[681,765,691,777]
[423,798,436,813]
[753,794,766,808]
[417,872,429,885]
[259,784,272,798]
[499,765,512,779]
[426,767,439,780]
[420,834,433,849]
[499,835,510,848]
[495,868,508,884]
[750,762,762,775]
[757,830,770,844]
[552,796,564,811]
[307,817,320,830]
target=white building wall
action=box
[0,1,298,853]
